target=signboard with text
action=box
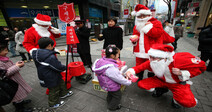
[58,3,76,23]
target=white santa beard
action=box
[150,59,167,78]
[135,16,152,31]
[33,24,51,37]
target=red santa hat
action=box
[34,13,52,26]
[131,4,152,17]
[148,44,175,59]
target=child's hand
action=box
[125,71,133,80]
[16,61,24,68]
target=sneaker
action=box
[60,91,73,99]
[29,59,33,62]
[24,60,28,63]
[50,101,65,108]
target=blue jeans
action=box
[9,41,17,56]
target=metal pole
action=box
[65,23,70,86]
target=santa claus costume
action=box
[23,13,61,54]
[130,4,175,67]
[127,44,206,108]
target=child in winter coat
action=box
[0,44,32,112]
[31,37,73,108]
[92,46,132,111]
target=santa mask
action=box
[150,59,167,78]
[135,16,152,31]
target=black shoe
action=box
[22,99,32,105]
[171,99,181,109]
[152,88,169,97]
[108,104,122,111]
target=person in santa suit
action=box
[23,13,61,55]
[125,44,206,108]
[130,4,166,80]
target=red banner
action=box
[66,26,79,45]
[58,3,76,23]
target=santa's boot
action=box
[171,99,181,109]
[152,88,169,97]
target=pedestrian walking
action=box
[92,45,132,111]
[75,20,92,67]
[126,44,206,108]
[31,37,73,108]
[198,24,212,72]
[173,21,184,50]
[98,17,123,51]
[15,27,33,63]
[0,44,33,112]
[1,26,18,57]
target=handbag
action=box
[0,69,18,106]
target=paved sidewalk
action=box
[2,36,212,112]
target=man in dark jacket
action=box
[32,37,73,108]
[1,26,18,57]
[75,20,92,67]
[198,24,212,72]
[98,17,123,50]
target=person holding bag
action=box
[0,43,32,112]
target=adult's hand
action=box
[172,68,182,76]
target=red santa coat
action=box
[130,52,206,83]
[128,52,206,107]
[132,18,164,59]
[23,24,61,54]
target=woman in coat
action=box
[15,28,33,62]
[0,44,32,112]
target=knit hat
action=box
[148,44,175,58]
[34,13,51,26]
[131,4,152,16]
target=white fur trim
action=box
[146,88,155,92]
[125,68,136,76]
[148,48,169,58]
[29,48,37,55]
[134,52,149,58]
[186,80,193,85]
[178,70,191,81]
[136,10,152,16]
[142,23,153,34]
[164,66,177,83]
[50,27,60,34]
[34,18,51,26]
[131,11,137,16]
[92,59,114,71]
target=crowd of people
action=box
[0,3,211,112]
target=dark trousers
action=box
[48,79,68,106]
[79,52,92,66]
[172,36,180,50]
[19,52,32,61]
[201,52,212,71]
[107,90,122,110]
